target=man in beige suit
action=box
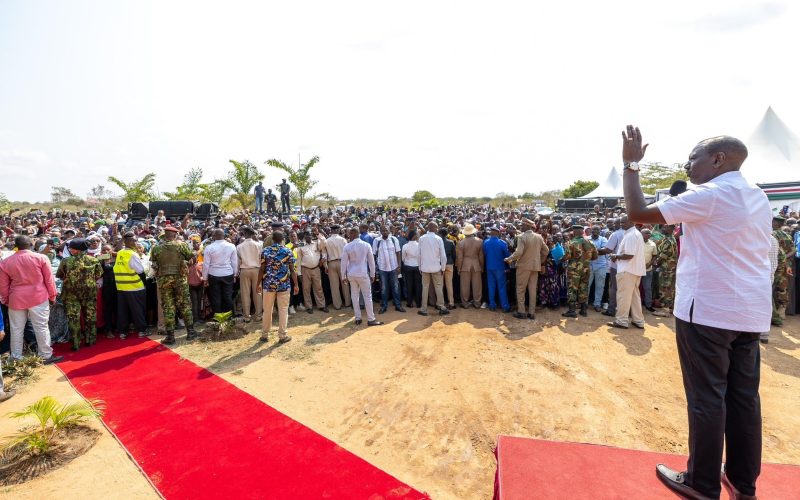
[456,223,484,308]
[321,225,351,310]
[505,218,548,319]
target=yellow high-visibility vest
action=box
[114,248,144,291]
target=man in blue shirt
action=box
[483,226,510,312]
[254,181,266,213]
[359,223,374,245]
[587,225,609,312]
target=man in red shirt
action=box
[0,235,63,364]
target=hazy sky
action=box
[1,0,798,202]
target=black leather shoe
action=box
[396,306,406,312]
[354,319,363,325]
[607,321,629,329]
[513,312,526,319]
[656,464,715,500]
[186,330,198,341]
[162,334,176,345]
[602,310,615,317]
[527,313,535,320]
[379,307,387,314]
[417,310,428,316]
[43,355,64,364]
[367,320,384,327]
[562,310,577,318]
[722,464,758,500]
[439,308,450,315]
[320,307,329,313]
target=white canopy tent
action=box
[746,107,800,183]
[580,166,623,199]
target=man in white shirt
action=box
[641,228,658,312]
[372,226,406,314]
[341,228,383,326]
[321,225,351,310]
[297,231,328,313]
[608,216,645,329]
[236,227,263,322]
[417,222,449,316]
[600,218,624,316]
[202,229,239,318]
[621,126,770,500]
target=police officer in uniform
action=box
[279,179,291,214]
[150,225,196,344]
[562,224,598,318]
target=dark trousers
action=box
[403,265,422,307]
[281,195,290,213]
[675,317,761,497]
[379,269,402,309]
[189,285,204,324]
[208,275,235,314]
[607,268,618,313]
[102,286,118,333]
[117,290,147,334]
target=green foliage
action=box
[164,167,205,200]
[265,156,320,210]
[639,162,687,193]
[411,190,438,208]
[107,173,157,202]
[0,355,42,386]
[2,396,104,456]
[200,178,232,205]
[0,193,10,213]
[50,186,83,205]
[226,160,264,209]
[562,180,599,199]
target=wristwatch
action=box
[624,161,640,172]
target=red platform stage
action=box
[494,435,800,499]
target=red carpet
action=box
[494,435,800,499]
[55,337,428,499]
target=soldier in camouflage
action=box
[772,215,793,325]
[653,224,678,317]
[150,225,196,345]
[562,224,598,318]
[56,238,103,351]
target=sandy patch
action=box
[0,365,159,500]
[168,309,800,499]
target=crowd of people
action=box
[0,199,798,404]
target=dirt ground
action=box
[0,366,159,499]
[2,309,799,499]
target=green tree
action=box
[0,192,11,213]
[226,160,264,209]
[164,167,206,200]
[107,173,158,202]
[199,178,232,205]
[561,180,599,199]
[411,190,436,205]
[51,186,82,205]
[265,155,320,210]
[639,162,687,193]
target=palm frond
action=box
[265,159,294,175]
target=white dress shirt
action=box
[605,229,624,270]
[372,235,400,272]
[341,239,375,280]
[655,170,771,332]
[202,240,239,279]
[401,240,420,267]
[418,232,447,273]
[616,227,646,276]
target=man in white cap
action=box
[456,223,484,308]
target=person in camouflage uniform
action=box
[772,215,793,325]
[56,238,103,350]
[562,224,598,318]
[653,224,678,317]
[150,225,196,345]
[772,239,788,327]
